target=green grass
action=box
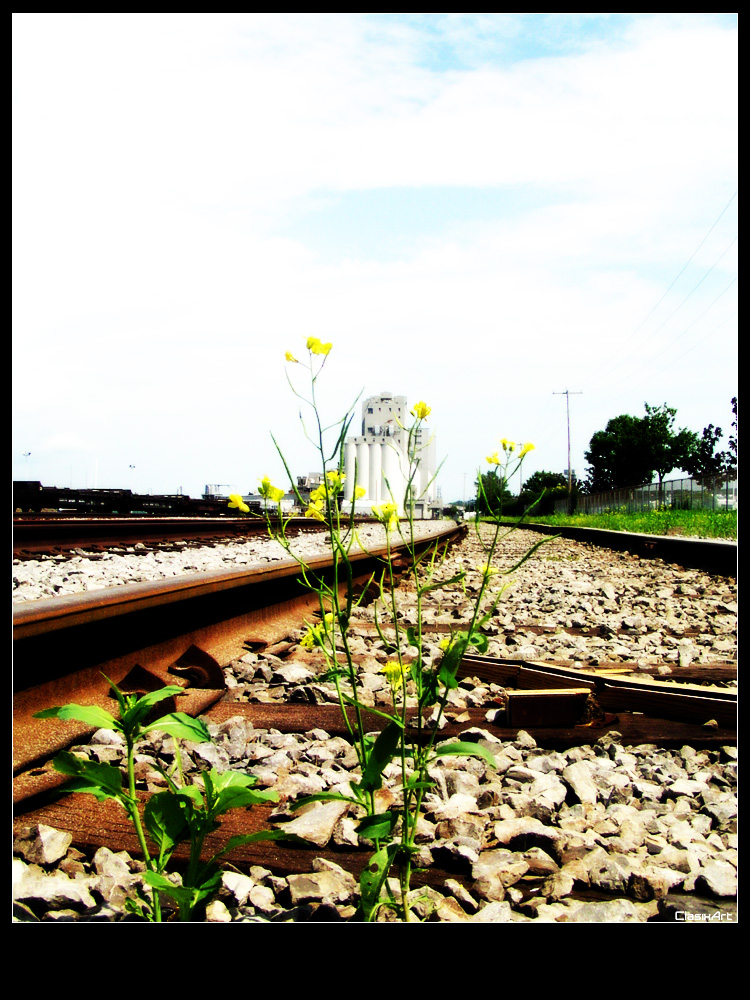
[494,508,737,540]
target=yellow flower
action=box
[228,493,250,513]
[500,439,516,453]
[300,624,322,649]
[305,502,326,521]
[354,485,366,500]
[306,337,333,356]
[486,452,500,465]
[325,470,346,491]
[382,661,405,691]
[411,401,431,420]
[258,476,285,503]
[480,564,499,581]
[518,442,535,458]
[285,351,299,363]
[372,501,399,531]
[300,613,334,649]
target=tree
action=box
[584,413,656,493]
[517,470,571,516]
[682,397,738,483]
[474,470,514,517]
[584,403,698,496]
[643,403,698,500]
[522,470,568,495]
[726,396,738,478]
[681,423,725,479]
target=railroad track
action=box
[13,514,737,578]
[13,520,736,918]
[509,521,737,578]
[12,514,341,558]
[13,523,467,780]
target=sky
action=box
[12,13,737,504]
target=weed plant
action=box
[33,678,282,921]
[243,339,549,921]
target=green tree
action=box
[643,403,698,500]
[517,470,571,515]
[522,470,568,495]
[682,397,738,483]
[474,469,514,516]
[584,403,698,496]
[681,423,725,478]
[584,413,656,493]
[726,396,738,478]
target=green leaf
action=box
[467,632,489,654]
[288,790,361,811]
[101,673,129,719]
[359,843,400,921]
[142,712,211,743]
[403,773,434,793]
[189,869,223,901]
[359,721,402,794]
[432,741,498,768]
[418,572,465,596]
[419,669,441,708]
[174,785,205,809]
[52,751,126,802]
[142,870,196,908]
[210,829,292,864]
[121,685,186,730]
[144,791,189,860]
[355,812,398,841]
[212,782,279,817]
[33,704,120,731]
[506,533,557,574]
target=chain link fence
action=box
[556,476,738,515]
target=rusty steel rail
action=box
[13,523,466,777]
[506,522,737,577]
[12,514,351,557]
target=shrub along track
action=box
[13,521,736,898]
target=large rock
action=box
[14,824,72,866]
[277,796,352,848]
[563,761,599,805]
[13,859,97,913]
[287,859,357,906]
[694,861,738,898]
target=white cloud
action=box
[12,14,737,500]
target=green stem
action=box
[125,735,162,922]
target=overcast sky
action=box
[13,13,737,504]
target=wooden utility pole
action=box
[554,390,582,510]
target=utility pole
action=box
[554,390,582,511]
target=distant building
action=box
[296,472,324,501]
[343,392,438,517]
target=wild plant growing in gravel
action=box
[34,678,281,921]
[242,338,548,921]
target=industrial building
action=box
[343,392,439,517]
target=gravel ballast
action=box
[13,522,737,922]
[12,522,450,603]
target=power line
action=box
[580,190,738,389]
[626,192,737,337]
[594,275,737,396]
[640,236,737,343]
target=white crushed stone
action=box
[12,521,452,603]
